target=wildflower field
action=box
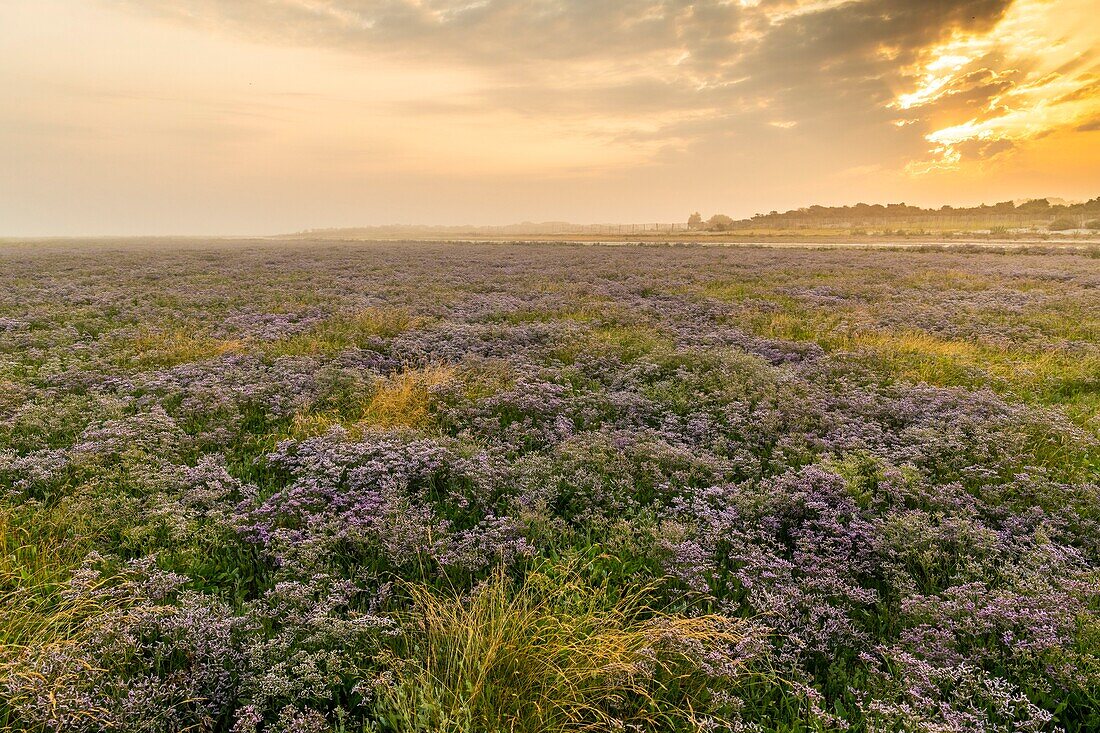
[1,240,1098,732]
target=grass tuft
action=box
[362,366,456,430]
[374,563,764,733]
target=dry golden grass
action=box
[286,411,346,439]
[0,506,101,682]
[1,579,119,730]
[376,564,762,733]
[551,323,672,364]
[362,366,456,429]
[268,307,424,356]
[346,307,423,338]
[0,378,26,412]
[286,365,457,438]
[127,328,245,367]
[853,330,981,360]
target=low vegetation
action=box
[1,240,1098,732]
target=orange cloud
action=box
[897,0,1100,175]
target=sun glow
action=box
[896,0,1100,175]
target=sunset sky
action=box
[2,0,1099,235]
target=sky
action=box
[1,0,1099,235]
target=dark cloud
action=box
[108,1,702,63]
[734,1,1011,116]
[103,0,1029,169]
[107,1,1012,99]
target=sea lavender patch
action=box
[1,240,1097,732]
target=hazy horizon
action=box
[3,0,1099,236]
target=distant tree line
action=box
[688,197,1100,231]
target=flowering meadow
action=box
[1,240,1098,732]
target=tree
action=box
[1019,198,1051,213]
[706,214,735,232]
[687,212,703,230]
